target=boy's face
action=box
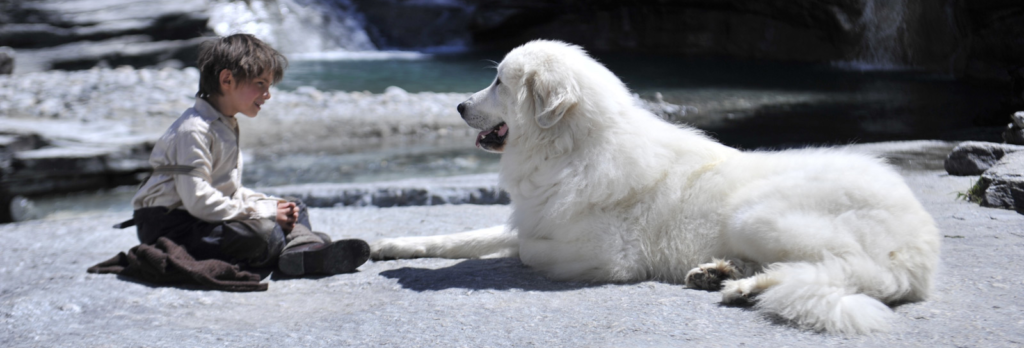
[219,70,273,118]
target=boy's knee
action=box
[220,219,285,266]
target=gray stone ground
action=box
[2,142,1023,348]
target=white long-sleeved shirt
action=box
[132,97,267,222]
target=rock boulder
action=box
[1002,112,1024,145]
[944,141,1024,176]
[946,141,1024,214]
[976,151,1024,213]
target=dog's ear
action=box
[525,68,579,129]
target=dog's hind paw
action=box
[685,259,741,291]
[721,278,757,304]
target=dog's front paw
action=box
[685,259,740,291]
[369,238,426,261]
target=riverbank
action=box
[0,66,482,209]
[0,140,1021,347]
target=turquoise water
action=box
[278,51,879,94]
[280,52,1006,148]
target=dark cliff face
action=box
[467,1,860,57]
[959,1,1024,80]
[461,0,963,71]
[350,0,475,50]
[351,0,1021,80]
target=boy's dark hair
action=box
[195,33,288,99]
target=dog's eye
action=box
[495,78,501,87]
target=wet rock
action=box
[944,141,1024,176]
[0,46,12,75]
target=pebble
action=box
[59,304,81,313]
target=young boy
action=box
[131,33,369,276]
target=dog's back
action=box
[696,149,940,333]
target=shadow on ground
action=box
[379,258,599,292]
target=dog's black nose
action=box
[457,102,466,117]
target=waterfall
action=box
[837,0,908,70]
[207,0,378,56]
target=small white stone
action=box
[384,86,408,97]
[60,304,81,313]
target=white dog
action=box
[372,40,941,335]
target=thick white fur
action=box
[372,40,941,335]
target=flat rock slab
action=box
[262,173,508,207]
[0,118,153,197]
[2,156,1023,346]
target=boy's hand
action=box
[276,201,298,232]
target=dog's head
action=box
[458,40,624,154]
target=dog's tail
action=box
[750,253,923,335]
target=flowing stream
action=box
[207,0,376,54]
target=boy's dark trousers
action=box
[133,200,317,268]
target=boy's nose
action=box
[264,89,271,100]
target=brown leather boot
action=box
[278,239,369,276]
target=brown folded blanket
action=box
[88,237,268,292]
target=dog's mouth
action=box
[475,122,507,153]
